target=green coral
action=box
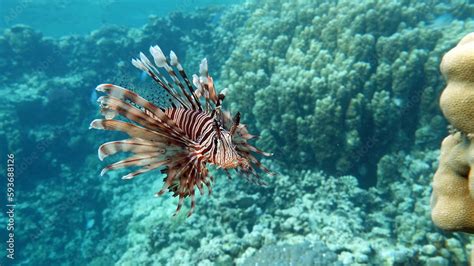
[220,0,474,185]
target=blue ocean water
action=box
[0,0,474,265]
[0,0,243,36]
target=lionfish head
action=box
[215,130,252,172]
[214,129,244,169]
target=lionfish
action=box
[90,45,273,216]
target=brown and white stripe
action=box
[90,44,273,217]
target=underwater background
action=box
[0,0,474,265]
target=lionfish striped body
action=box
[90,45,273,216]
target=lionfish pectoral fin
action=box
[91,82,215,195]
[224,169,232,180]
[98,151,171,178]
[98,138,163,161]
[187,193,196,217]
[173,195,185,216]
[230,112,240,135]
[149,148,212,216]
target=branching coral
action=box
[221,0,473,186]
[0,7,244,265]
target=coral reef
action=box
[0,8,239,187]
[439,32,474,134]
[79,150,470,265]
[242,241,340,265]
[1,0,474,265]
[0,7,245,265]
[221,0,474,186]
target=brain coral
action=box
[431,132,474,233]
[439,32,474,134]
[432,32,474,233]
[220,0,473,186]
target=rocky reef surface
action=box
[1,0,474,265]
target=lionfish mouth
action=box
[90,44,274,216]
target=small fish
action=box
[86,219,95,229]
[90,45,273,217]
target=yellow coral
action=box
[439,33,474,134]
[432,32,474,232]
[431,133,474,232]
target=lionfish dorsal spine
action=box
[133,45,206,111]
[133,50,189,109]
[170,50,203,111]
[132,55,186,108]
[163,51,200,111]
